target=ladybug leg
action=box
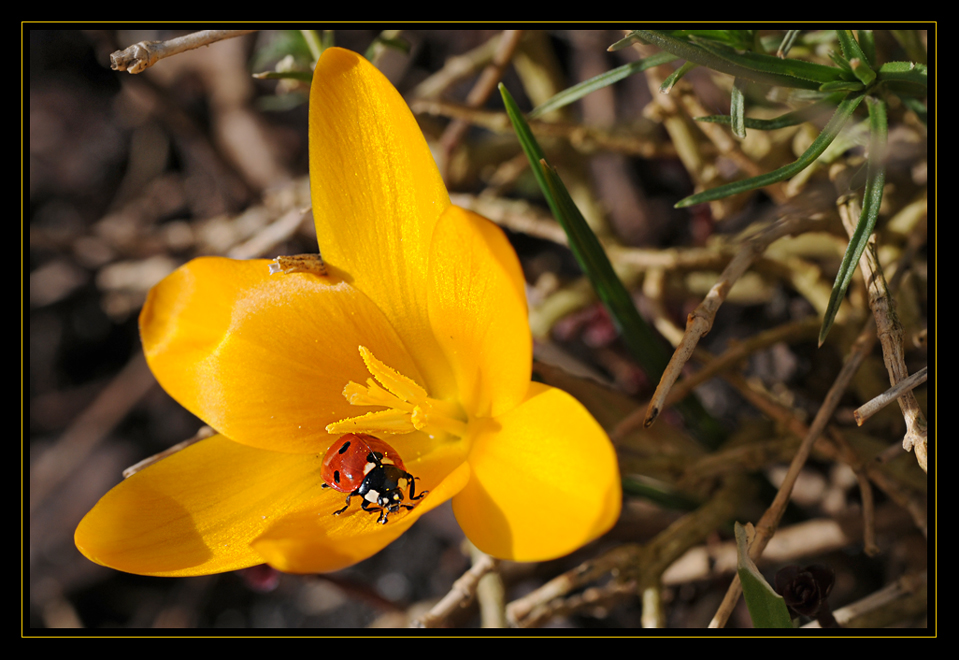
[362,500,384,513]
[360,499,388,523]
[408,475,428,502]
[333,492,355,516]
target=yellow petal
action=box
[140,257,425,453]
[452,383,621,561]
[254,461,471,573]
[309,47,454,397]
[74,435,327,577]
[427,205,531,418]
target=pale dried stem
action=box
[412,98,680,160]
[635,50,715,197]
[449,195,569,245]
[440,30,525,178]
[413,36,502,100]
[228,208,313,260]
[855,365,927,425]
[508,474,750,628]
[836,195,928,472]
[729,367,927,537]
[122,426,215,478]
[613,316,819,442]
[802,571,926,628]
[506,544,638,627]
[472,544,508,628]
[709,320,879,628]
[111,30,257,74]
[413,550,500,628]
[644,213,824,428]
[663,508,911,587]
[852,460,880,556]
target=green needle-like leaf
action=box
[837,30,868,64]
[819,80,865,92]
[850,58,877,86]
[736,523,795,628]
[695,92,846,130]
[876,61,927,96]
[530,53,676,118]
[608,31,645,52]
[676,91,865,208]
[659,61,697,93]
[857,30,876,67]
[690,34,845,86]
[730,78,747,138]
[838,30,876,86]
[819,96,887,345]
[777,30,800,58]
[634,30,825,90]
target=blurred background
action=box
[28,28,928,630]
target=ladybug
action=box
[320,433,427,524]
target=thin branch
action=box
[111,30,257,74]
[855,365,927,425]
[440,30,525,180]
[122,426,214,478]
[835,192,927,472]
[644,213,827,428]
[412,98,680,160]
[709,317,879,628]
[413,36,503,100]
[413,550,500,628]
[802,571,927,628]
[614,317,819,442]
[508,474,751,628]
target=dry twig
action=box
[644,213,828,428]
[802,571,927,628]
[709,317,879,628]
[111,30,257,75]
[412,98,679,160]
[855,365,927,426]
[439,30,525,179]
[413,550,500,628]
[835,192,928,472]
[508,474,751,628]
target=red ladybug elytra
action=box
[320,433,427,524]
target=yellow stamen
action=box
[326,346,468,438]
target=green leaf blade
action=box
[633,30,824,90]
[530,53,677,119]
[819,96,888,345]
[736,523,795,629]
[690,34,844,85]
[730,78,747,138]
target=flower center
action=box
[325,346,468,438]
